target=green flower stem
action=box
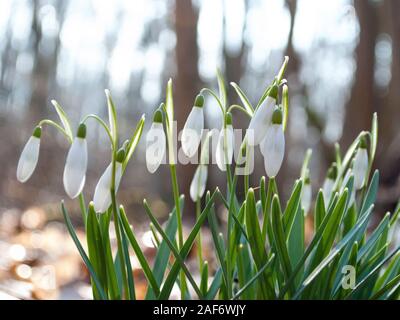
[110,152,129,300]
[277,56,289,84]
[81,114,114,145]
[200,88,224,115]
[226,173,239,299]
[227,104,252,118]
[169,163,187,299]
[38,119,72,143]
[244,167,250,194]
[195,199,203,273]
[78,193,87,229]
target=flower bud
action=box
[63,123,88,199]
[93,162,123,213]
[190,164,208,202]
[245,84,278,146]
[215,122,234,171]
[260,107,284,178]
[16,126,42,183]
[181,95,204,157]
[353,137,368,190]
[323,163,337,203]
[146,110,166,173]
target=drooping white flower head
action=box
[216,113,234,171]
[246,84,278,146]
[93,149,125,213]
[190,165,208,202]
[63,123,88,199]
[353,137,368,190]
[17,126,42,183]
[190,133,210,201]
[301,174,312,214]
[261,107,285,178]
[322,163,337,204]
[146,109,166,173]
[181,94,204,158]
[234,139,255,176]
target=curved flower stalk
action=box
[181,94,204,158]
[353,136,369,190]
[190,133,210,202]
[301,172,312,213]
[17,126,42,183]
[216,113,234,171]
[146,109,166,173]
[245,83,278,146]
[93,148,124,213]
[322,163,337,204]
[261,107,285,178]
[63,123,88,199]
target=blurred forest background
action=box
[1,0,400,299]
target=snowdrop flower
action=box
[235,139,254,176]
[63,124,88,199]
[181,94,204,158]
[17,126,42,183]
[353,137,368,190]
[322,163,337,204]
[301,174,312,214]
[93,149,125,213]
[146,109,166,173]
[260,107,285,178]
[216,113,234,171]
[246,84,278,146]
[190,133,210,201]
[190,165,208,202]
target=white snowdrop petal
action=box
[353,148,368,190]
[261,124,285,178]
[63,138,88,199]
[322,178,334,204]
[246,96,275,146]
[93,162,123,213]
[226,125,234,161]
[301,184,312,213]
[146,123,166,173]
[17,136,41,183]
[190,165,208,202]
[215,126,234,171]
[182,106,204,157]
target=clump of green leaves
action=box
[18,58,400,300]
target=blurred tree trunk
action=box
[174,0,201,217]
[342,0,378,148]
[28,0,66,124]
[223,0,247,105]
[281,0,304,191]
[380,0,400,179]
[218,0,248,194]
[376,0,400,210]
[285,0,300,85]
